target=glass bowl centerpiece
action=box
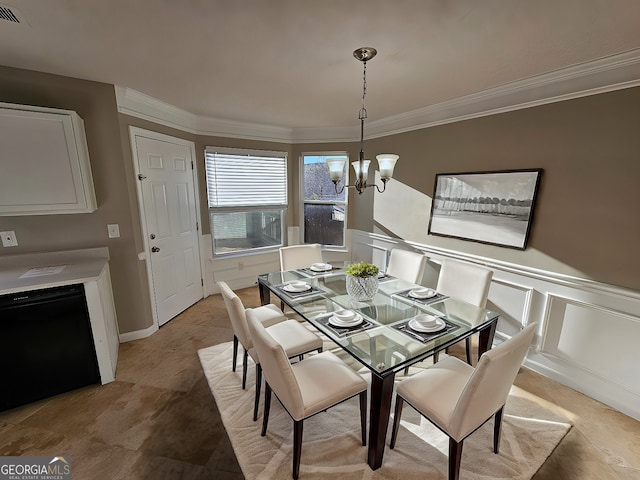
[345,262,380,301]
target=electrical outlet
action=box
[1,230,18,247]
[107,224,120,238]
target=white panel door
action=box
[135,135,202,326]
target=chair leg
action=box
[389,396,404,449]
[261,382,272,437]
[465,337,472,365]
[493,406,504,454]
[253,364,262,421]
[242,348,249,390]
[232,336,238,372]
[359,390,367,446]
[293,419,304,480]
[449,437,464,480]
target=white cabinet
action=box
[0,102,97,215]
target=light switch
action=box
[107,224,120,238]
[1,230,18,247]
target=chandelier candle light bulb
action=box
[327,158,346,182]
[351,160,371,181]
[376,154,399,180]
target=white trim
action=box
[128,127,205,330]
[490,277,535,330]
[119,323,158,343]
[523,355,640,422]
[540,293,640,355]
[116,48,640,143]
[354,230,640,302]
[116,86,293,142]
[355,48,640,141]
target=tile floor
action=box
[1,287,638,479]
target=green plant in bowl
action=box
[345,262,379,278]
[345,262,380,301]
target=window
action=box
[205,147,287,256]
[301,153,348,248]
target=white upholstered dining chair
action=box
[279,243,323,271]
[247,308,368,480]
[218,281,323,421]
[390,322,537,480]
[385,248,427,284]
[278,243,324,310]
[436,258,493,364]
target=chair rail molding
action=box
[351,229,640,421]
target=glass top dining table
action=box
[257,264,500,470]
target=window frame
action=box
[299,151,349,250]
[205,146,288,258]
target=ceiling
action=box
[2,0,640,131]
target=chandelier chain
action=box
[359,61,368,121]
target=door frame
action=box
[129,126,205,330]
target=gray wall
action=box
[365,87,640,291]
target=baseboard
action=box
[119,323,158,343]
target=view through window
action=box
[302,153,347,247]
[205,147,287,256]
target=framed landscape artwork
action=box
[428,169,542,250]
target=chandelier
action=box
[326,47,398,195]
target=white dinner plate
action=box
[409,288,437,299]
[310,263,332,272]
[408,317,445,333]
[329,313,363,328]
[283,283,311,293]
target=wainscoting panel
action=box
[372,245,389,270]
[487,279,534,341]
[351,229,640,421]
[541,294,640,393]
[201,234,351,295]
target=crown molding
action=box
[115,86,294,143]
[358,47,640,140]
[116,48,640,144]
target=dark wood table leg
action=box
[258,280,270,305]
[367,372,395,469]
[477,318,498,360]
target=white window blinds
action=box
[205,148,287,207]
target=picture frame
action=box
[428,169,542,250]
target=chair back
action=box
[450,323,537,440]
[247,309,305,419]
[218,281,252,349]
[279,244,322,271]
[436,258,493,308]
[386,249,427,284]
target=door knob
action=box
[151,246,160,253]
[150,233,156,239]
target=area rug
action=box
[198,342,571,480]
